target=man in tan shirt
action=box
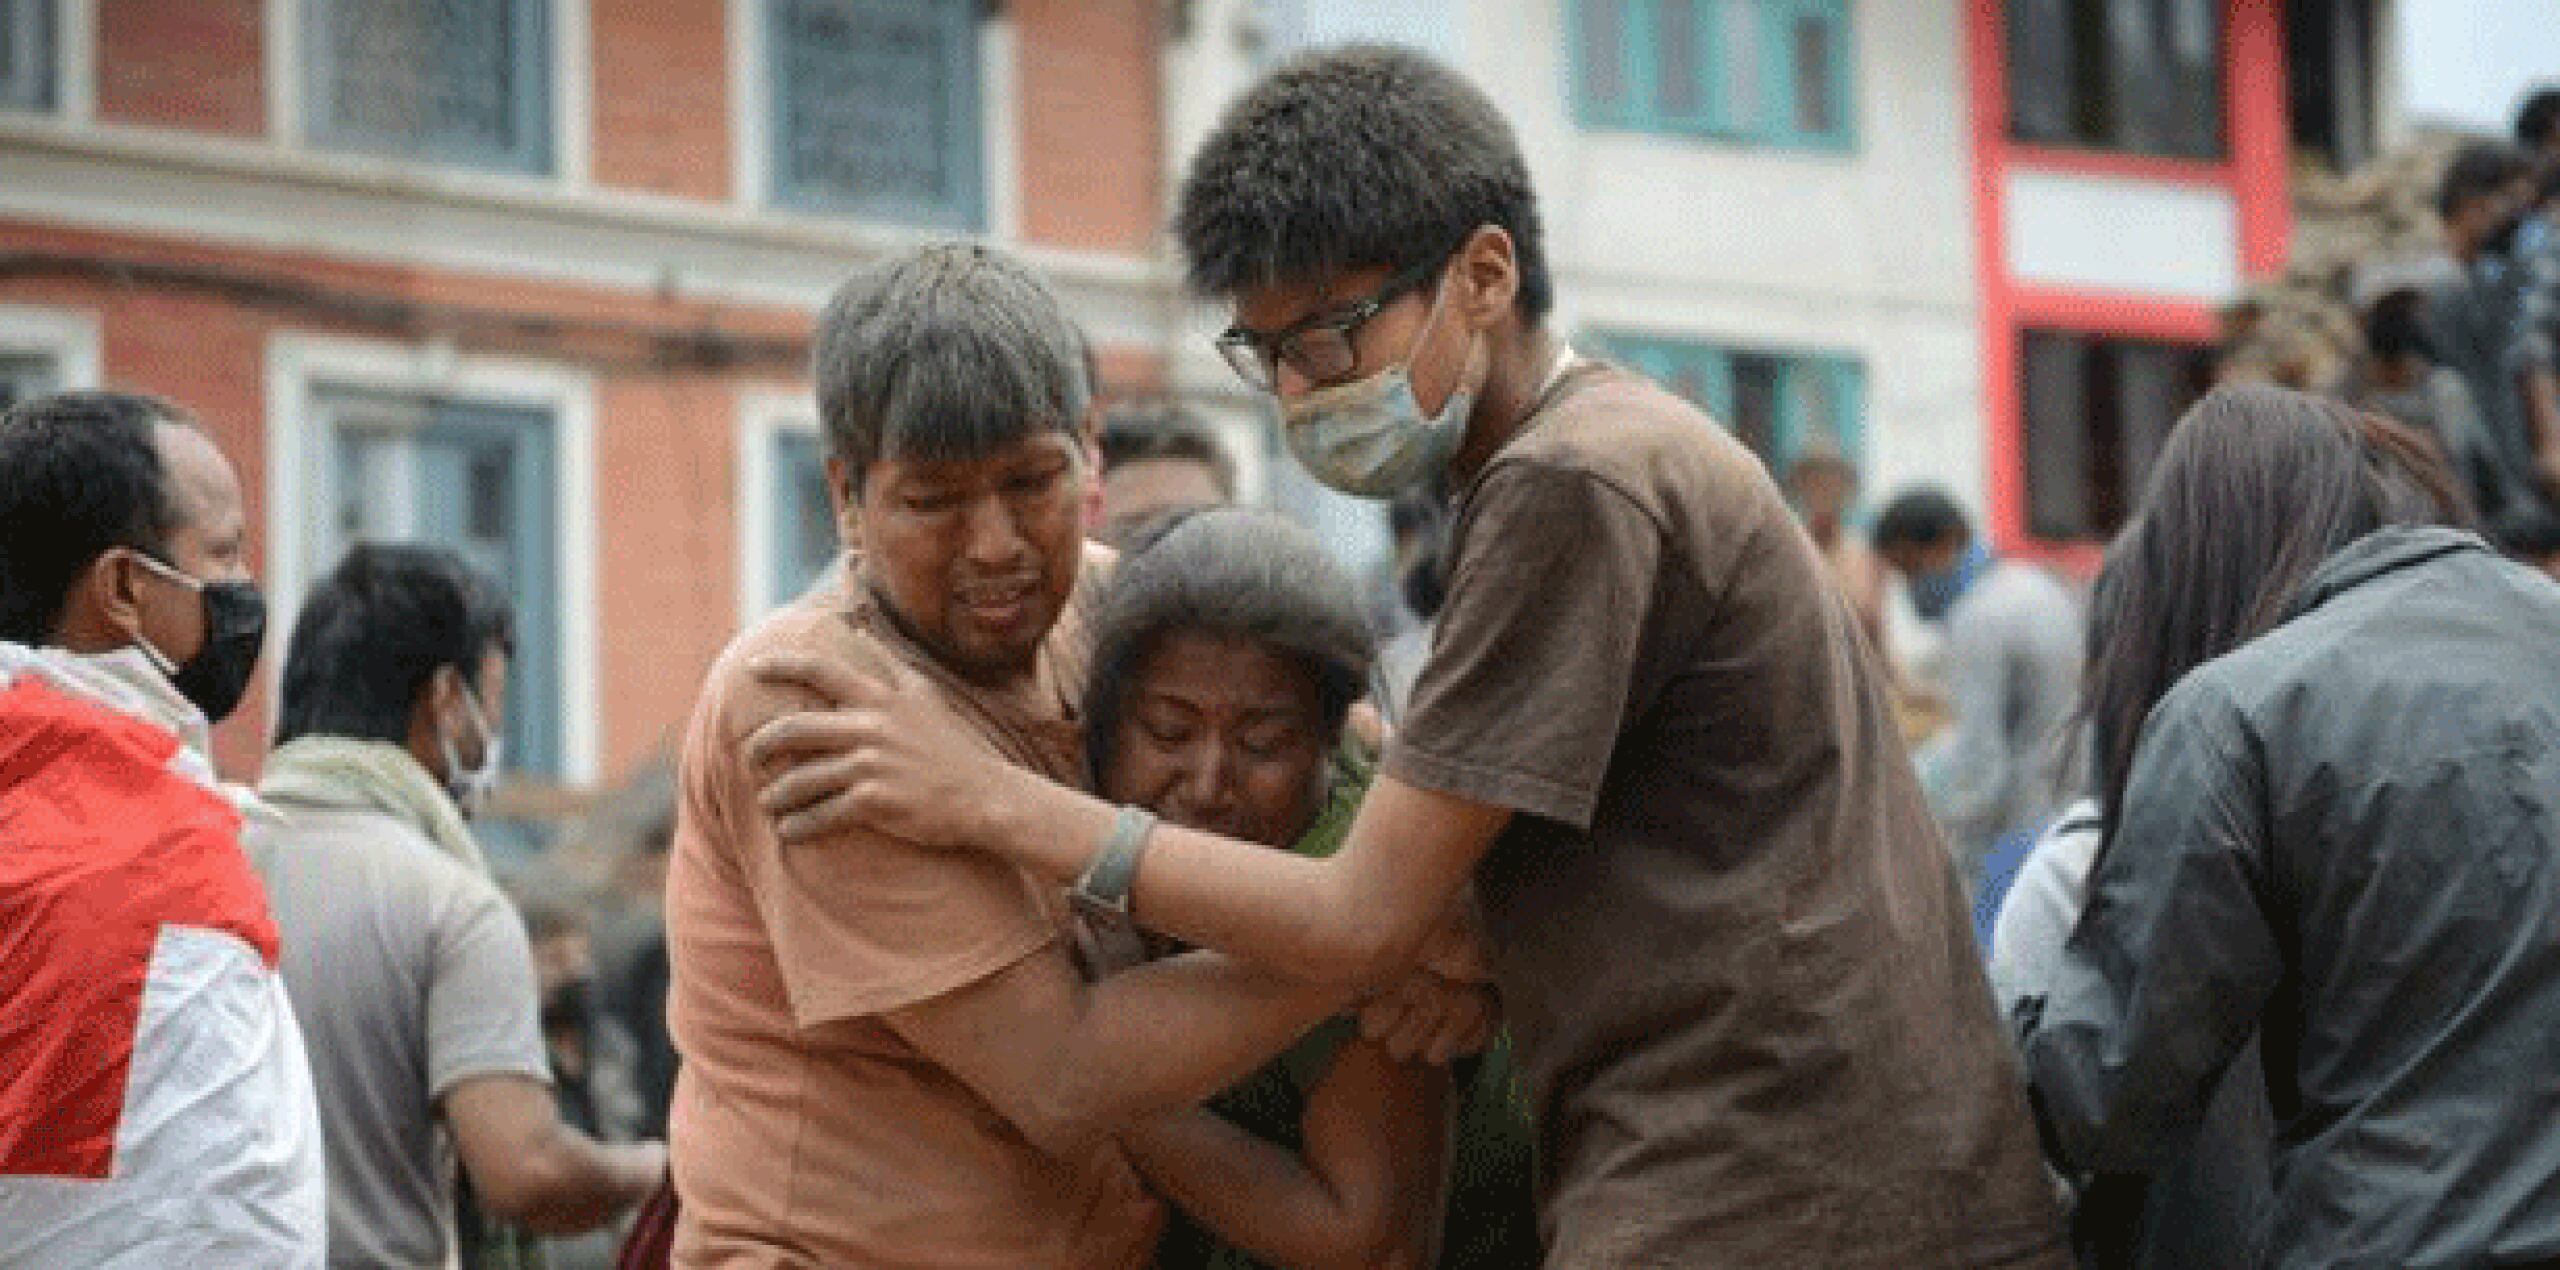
[665,244,1482,1268]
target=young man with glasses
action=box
[754,48,2066,1267]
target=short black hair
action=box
[1871,487,1974,552]
[274,543,516,749]
[1100,402,1235,498]
[2438,142,2527,218]
[1085,507,1375,788]
[812,242,1091,485]
[0,391,191,644]
[1176,44,1553,322]
[2517,87,2560,149]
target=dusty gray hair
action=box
[812,242,1092,484]
[1085,507,1375,786]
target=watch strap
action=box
[1073,805,1156,918]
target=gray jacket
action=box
[2020,526,2560,1269]
[1916,559,2083,874]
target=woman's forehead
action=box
[1134,629,1322,703]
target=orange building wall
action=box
[1014,0,1165,253]
[6,1,1171,788]
[589,0,733,202]
[3,220,1166,784]
[0,222,792,781]
[591,374,747,774]
[96,0,267,138]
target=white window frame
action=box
[734,385,829,626]
[263,0,592,188]
[726,0,1019,238]
[264,333,600,783]
[0,301,102,388]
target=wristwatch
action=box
[1070,805,1157,929]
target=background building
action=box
[2,0,2523,847]
[0,0,1177,846]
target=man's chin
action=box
[935,630,1049,684]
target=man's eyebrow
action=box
[1228,290,1365,341]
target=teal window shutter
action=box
[0,351,57,409]
[1590,330,1864,473]
[770,430,839,608]
[769,0,984,229]
[1764,0,1854,150]
[1572,0,1853,152]
[0,0,53,112]
[1647,0,1715,133]
[1568,0,1635,128]
[305,0,554,174]
[1826,356,1866,469]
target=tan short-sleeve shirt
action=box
[665,547,1164,1268]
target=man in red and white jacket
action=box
[0,391,325,1267]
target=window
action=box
[2287,0,2376,172]
[0,351,56,410]
[2007,0,2222,159]
[1572,0,1853,151]
[1591,331,1866,473]
[769,428,839,608]
[767,0,983,228]
[0,0,53,112]
[306,390,564,777]
[2020,330,2214,541]
[304,0,553,173]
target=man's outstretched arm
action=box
[747,653,1512,993]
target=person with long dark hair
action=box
[1992,540,2273,1270]
[2018,384,2560,1267]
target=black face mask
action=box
[132,552,268,724]
[173,581,268,723]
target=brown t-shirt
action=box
[1386,363,2066,1269]
[664,546,1164,1268]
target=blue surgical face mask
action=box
[1278,275,1487,499]
[1908,542,1992,622]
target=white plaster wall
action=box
[1161,0,1991,523]
[2005,169,2240,302]
[1488,0,1986,512]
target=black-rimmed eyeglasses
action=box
[1213,256,1445,392]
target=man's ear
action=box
[1456,225,1519,330]
[86,549,148,645]
[825,455,860,552]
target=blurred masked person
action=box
[1873,488,2083,897]
[249,543,663,1268]
[1784,437,1892,668]
[1096,403,1236,548]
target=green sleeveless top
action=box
[1151,751,1541,1270]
